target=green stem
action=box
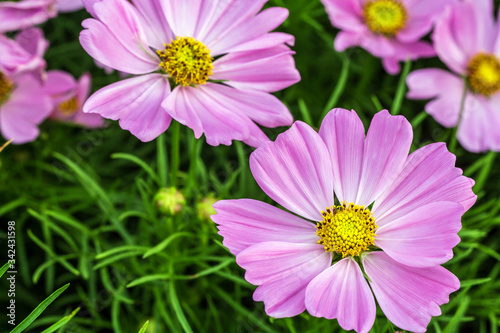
[169,121,180,187]
[391,58,412,115]
[319,54,350,124]
[157,133,168,187]
[449,76,468,153]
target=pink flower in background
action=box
[56,0,84,13]
[0,0,57,33]
[407,0,500,152]
[0,71,52,144]
[45,70,104,128]
[212,109,476,332]
[0,28,48,79]
[80,0,300,146]
[321,0,454,74]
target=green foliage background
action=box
[1,0,500,332]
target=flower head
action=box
[154,187,186,215]
[321,0,454,74]
[79,0,300,146]
[45,70,104,128]
[407,0,500,152]
[212,109,476,332]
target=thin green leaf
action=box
[40,307,80,333]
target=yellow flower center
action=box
[0,72,13,105]
[468,53,500,96]
[58,97,79,116]
[363,0,408,36]
[157,37,213,87]
[316,202,377,258]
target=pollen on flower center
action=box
[316,202,377,258]
[157,36,213,87]
[0,71,14,105]
[363,0,408,36]
[58,97,79,116]
[467,53,500,96]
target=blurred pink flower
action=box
[45,70,105,128]
[407,0,500,152]
[79,0,300,146]
[321,0,454,74]
[56,0,84,13]
[212,109,476,332]
[0,71,52,144]
[0,0,57,33]
[0,28,48,79]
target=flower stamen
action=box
[468,53,500,96]
[58,97,79,116]
[157,36,213,87]
[363,0,408,36]
[316,202,377,257]
[0,71,13,105]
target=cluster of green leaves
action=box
[1,0,500,332]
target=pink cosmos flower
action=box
[212,109,476,332]
[79,0,300,146]
[407,0,500,152]
[45,70,104,128]
[321,0,454,74]
[0,71,52,144]
[0,28,48,79]
[0,0,57,33]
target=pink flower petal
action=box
[363,252,460,333]
[208,7,289,56]
[372,142,476,224]
[305,258,376,333]
[320,0,365,33]
[0,0,57,33]
[226,32,295,53]
[250,121,334,221]
[319,108,364,204]
[131,0,173,50]
[457,94,500,152]
[334,31,364,52]
[44,70,76,102]
[212,45,300,93]
[355,110,413,206]
[198,83,293,128]
[375,201,463,267]
[57,0,84,12]
[163,84,259,146]
[0,75,52,144]
[381,57,401,75]
[212,199,318,256]
[237,241,331,318]
[407,68,464,127]
[83,74,171,142]
[433,3,476,75]
[0,31,47,77]
[79,0,159,75]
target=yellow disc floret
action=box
[0,71,13,105]
[468,53,500,96]
[363,0,408,36]
[58,97,79,116]
[316,202,377,258]
[158,36,213,87]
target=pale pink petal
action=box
[15,28,48,59]
[212,199,318,256]
[372,142,477,224]
[83,74,171,142]
[334,31,364,52]
[0,75,52,144]
[355,110,413,206]
[360,32,397,58]
[198,83,293,128]
[226,32,295,53]
[433,3,476,75]
[386,39,436,62]
[44,70,76,102]
[363,252,460,333]
[0,0,57,33]
[319,108,364,204]
[320,0,365,33]
[0,31,46,77]
[208,7,290,56]
[382,57,401,75]
[305,258,375,333]
[242,121,271,148]
[407,68,464,127]
[131,0,173,50]
[56,0,84,12]
[250,122,334,221]
[212,45,300,93]
[376,201,463,267]
[457,94,500,152]
[162,84,257,146]
[464,0,496,52]
[397,17,433,43]
[82,0,99,17]
[237,242,331,318]
[76,72,92,102]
